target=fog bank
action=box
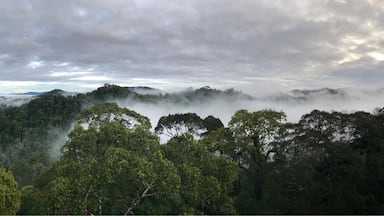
[115,88,384,127]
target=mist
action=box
[114,87,384,128]
[2,86,383,132]
[1,85,384,188]
[0,95,33,107]
[47,123,76,158]
[3,86,384,153]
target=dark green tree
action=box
[0,167,21,214]
[162,134,239,214]
[202,115,224,136]
[155,113,205,137]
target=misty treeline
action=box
[1,84,384,214]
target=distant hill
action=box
[80,84,252,105]
[2,85,384,110]
[127,86,162,95]
[270,88,357,103]
[11,91,47,96]
[159,86,253,105]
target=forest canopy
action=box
[0,84,384,214]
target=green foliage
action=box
[31,103,181,215]
[2,84,384,214]
[200,127,237,156]
[18,185,43,214]
[202,115,224,136]
[0,85,250,189]
[162,134,239,214]
[78,102,152,130]
[155,112,205,137]
[0,91,82,187]
[85,84,137,101]
[228,109,287,166]
[84,84,159,104]
[236,108,384,214]
[0,167,20,214]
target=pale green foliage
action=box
[79,102,151,130]
[0,167,21,215]
[228,109,287,165]
[229,109,286,144]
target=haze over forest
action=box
[2,85,384,124]
[0,84,384,214]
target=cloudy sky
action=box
[0,0,383,94]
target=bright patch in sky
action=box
[0,81,60,94]
[27,61,44,69]
[338,53,361,65]
[71,75,113,81]
[369,52,384,61]
[0,81,40,87]
[51,71,91,77]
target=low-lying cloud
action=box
[115,88,384,128]
[3,86,384,152]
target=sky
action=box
[1,0,384,94]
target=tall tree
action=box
[29,103,181,215]
[228,109,287,167]
[162,134,239,214]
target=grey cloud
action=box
[1,0,384,92]
[332,62,384,85]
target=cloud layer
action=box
[1,0,384,93]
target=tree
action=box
[155,113,205,137]
[78,102,151,130]
[162,134,239,214]
[248,110,369,214]
[31,103,181,215]
[200,127,238,158]
[18,185,43,215]
[0,167,21,214]
[349,110,384,213]
[228,109,287,166]
[202,115,224,136]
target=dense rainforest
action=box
[1,84,384,214]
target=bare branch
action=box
[125,183,154,215]
[83,186,92,215]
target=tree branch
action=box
[125,183,154,215]
[83,186,92,215]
